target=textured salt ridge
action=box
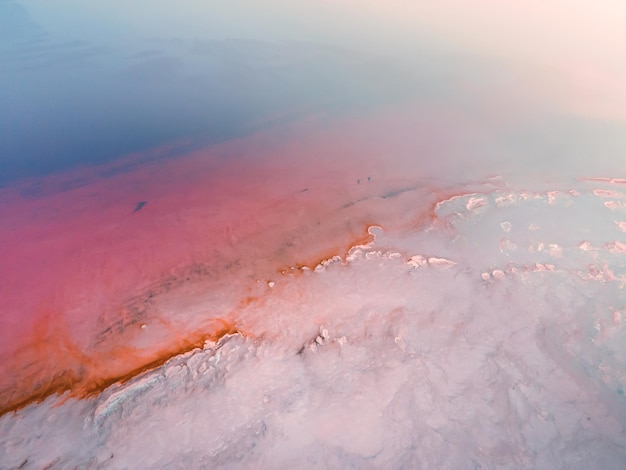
[2,178,625,468]
[0,167,473,416]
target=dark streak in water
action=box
[133,201,148,213]
[380,187,416,199]
[340,186,419,209]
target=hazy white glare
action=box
[20,0,626,122]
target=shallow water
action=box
[1,1,626,468]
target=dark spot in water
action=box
[133,201,148,213]
[357,179,360,184]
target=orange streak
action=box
[0,319,239,416]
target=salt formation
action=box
[2,178,625,469]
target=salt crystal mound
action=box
[2,177,625,469]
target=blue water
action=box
[2,0,626,187]
[1,1,414,185]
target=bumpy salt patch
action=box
[1,179,625,468]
